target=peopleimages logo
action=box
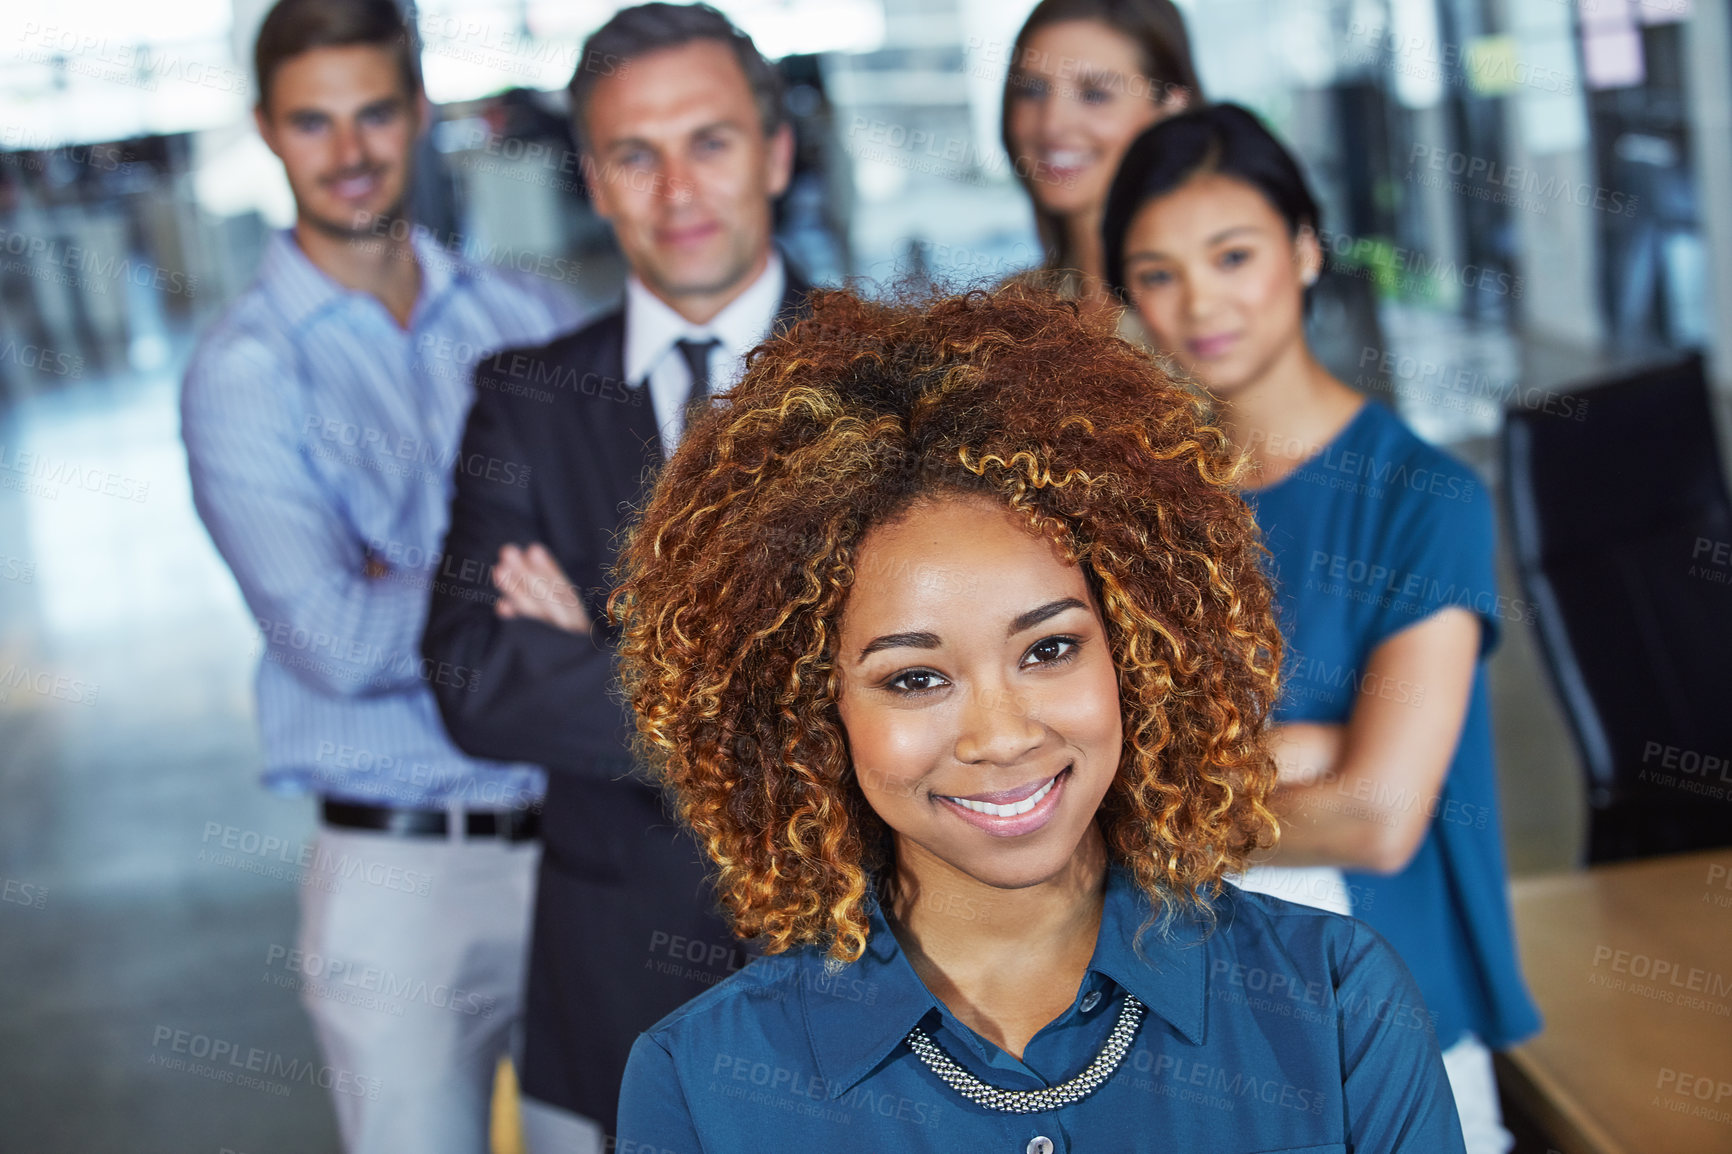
[300,414,533,489]
[846,116,1077,189]
[1304,550,1536,625]
[0,442,151,502]
[263,944,496,1017]
[0,663,100,707]
[1301,445,1478,504]
[1358,348,1590,422]
[148,1025,382,1099]
[0,225,199,296]
[17,22,249,94]
[1407,145,1638,218]
[1346,22,1575,96]
[1317,229,1522,300]
[0,338,83,377]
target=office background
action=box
[1,0,1728,1149]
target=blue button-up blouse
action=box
[617,868,1466,1152]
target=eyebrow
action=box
[284,95,401,124]
[1072,66,1126,89]
[853,597,1088,662]
[856,630,941,661]
[1016,62,1124,85]
[602,118,740,154]
[1123,224,1265,263]
[1010,596,1087,635]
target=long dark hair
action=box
[1000,0,1203,274]
[1101,102,1322,297]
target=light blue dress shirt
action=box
[182,229,581,809]
[617,867,1466,1152]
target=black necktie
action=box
[674,337,720,441]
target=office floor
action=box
[0,321,1590,1151]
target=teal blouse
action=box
[1245,400,1542,1051]
[617,868,1465,1152]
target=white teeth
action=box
[1043,150,1090,168]
[333,176,377,197]
[946,775,1057,818]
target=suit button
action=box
[1027,1137,1054,1154]
[1078,990,1102,1013]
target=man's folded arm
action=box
[183,339,428,698]
[422,370,637,773]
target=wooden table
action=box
[1496,850,1732,1154]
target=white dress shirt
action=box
[623,252,786,456]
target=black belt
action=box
[321,799,540,842]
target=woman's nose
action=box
[952,682,1044,766]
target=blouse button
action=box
[1026,1137,1055,1154]
[1078,990,1102,1013]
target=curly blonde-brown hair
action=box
[611,284,1281,964]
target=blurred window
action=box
[0,0,245,148]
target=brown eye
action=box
[888,669,947,694]
[1022,636,1078,667]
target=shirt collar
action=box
[799,867,1211,1099]
[256,226,469,334]
[622,250,785,386]
[1088,867,1211,1047]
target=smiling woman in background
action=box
[607,284,1466,1152]
[1000,0,1200,311]
[1103,103,1541,1154]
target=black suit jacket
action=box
[422,266,810,1127]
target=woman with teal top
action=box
[1102,103,1541,1154]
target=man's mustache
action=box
[321,164,387,185]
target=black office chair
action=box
[1502,352,1732,863]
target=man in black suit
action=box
[421,5,809,1148]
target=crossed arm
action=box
[183,342,432,697]
[420,384,634,774]
[492,542,591,633]
[1259,607,1482,874]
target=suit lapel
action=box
[606,262,813,475]
[544,310,661,513]
[776,264,814,331]
[598,311,663,461]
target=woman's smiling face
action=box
[1119,172,1319,398]
[1004,19,1182,223]
[836,493,1123,892]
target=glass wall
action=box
[6,0,1721,432]
[4,3,1729,1148]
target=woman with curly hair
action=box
[609,285,1466,1151]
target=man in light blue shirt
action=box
[180,1,579,1149]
